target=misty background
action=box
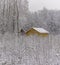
[28,0,60,12]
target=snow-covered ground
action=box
[0,33,60,65]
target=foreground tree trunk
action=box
[0,0,28,36]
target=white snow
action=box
[0,33,59,65]
[33,28,49,33]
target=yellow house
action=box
[21,27,49,37]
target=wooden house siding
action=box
[26,28,49,37]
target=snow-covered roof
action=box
[21,23,33,33]
[33,28,49,33]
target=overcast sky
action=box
[28,0,60,12]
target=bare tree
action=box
[0,0,28,35]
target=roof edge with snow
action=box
[33,27,49,33]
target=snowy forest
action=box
[0,0,28,34]
[0,0,60,35]
[0,0,60,65]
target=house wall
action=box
[26,28,48,37]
